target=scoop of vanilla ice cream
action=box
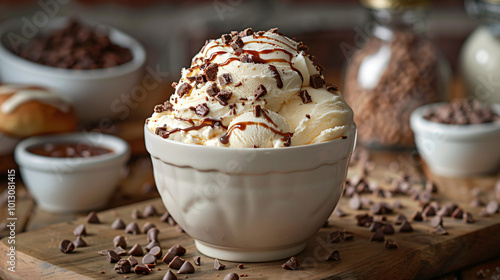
[147,28,355,148]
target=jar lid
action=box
[361,0,430,9]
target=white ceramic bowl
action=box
[15,132,130,212]
[410,103,500,177]
[144,125,355,262]
[0,17,146,123]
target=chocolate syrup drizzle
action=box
[219,122,293,145]
[159,118,226,139]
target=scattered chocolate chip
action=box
[125,222,140,235]
[399,221,413,233]
[299,90,312,104]
[149,246,162,259]
[73,224,86,236]
[486,200,499,214]
[114,259,132,274]
[134,264,151,275]
[107,250,121,263]
[430,216,443,228]
[371,202,393,215]
[325,249,341,261]
[147,227,160,243]
[219,73,233,85]
[128,256,139,267]
[142,253,157,266]
[240,28,253,37]
[178,261,195,274]
[253,105,262,117]
[128,244,144,256]
[423,206,437,219]
[385,239,398,249]
[195,103,210,117]
[281,256,300,270]
[160,212,170,222]
[463,212,475,223]
[451,208,464,219]
[297,41,309,52]
[168,244,186,256]
[437,206,452,217]
[86,211,100,224]
[169,256,185,269]
[131,209,143,220]
[176,83,192,98]
[163,270,178,280]
[205,63,219,82]
[146,240,161,252]
[59,240,75,253]
[328,231,343,243]
[310,74,325,89]
[206,82,220,97]
[394,214,407,225]
[370,228,385,242]
[142,222,156,234]
[431,225,448,235]
[382,224,395,235]
[305,114,311,119]
[325,83,339,92]
[192,256,201,266]
[73,236,87,248]
[333,207,346,217]
[349,194,362,210]
[162,251,176,264]
[411,211,423,222]
[214,259,226,270]
[114,235,127,248]
[143,205,158,217]
[115,246,127,256]
[111,218,126,230]
[195,73,207,84]
[369,221,383,232]
[240,53,255,63]
[224,273,240,280]
[355,213,373,227]
[215,89,232,106]
[221,34,232,44]
[231,37,244,51]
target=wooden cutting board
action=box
[1,148,499,280]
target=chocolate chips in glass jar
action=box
[423,99,500,125]
[13,19,133,69]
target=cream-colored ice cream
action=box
[147,28,355,148]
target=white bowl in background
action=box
[410,103,500,177]
[144,125,356,262]
[0,17,146,123]
[15,132,130,212]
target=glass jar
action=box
[343,0,451,149]
[460,0,500,104]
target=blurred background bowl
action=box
[410,102,500,177]
[14,132,130,212]
[0,16,146,123]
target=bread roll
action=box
[0,85,78,138]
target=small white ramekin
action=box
[410,102,500,177]
[15,132,130,212]
[0,17,146,123]
[144,125,356,262]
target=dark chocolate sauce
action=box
[29,143,113,158]
[159,118,226,139]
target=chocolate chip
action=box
[333,207,346,217]
[114,259,132,274]
[371,202,393,215]
[355,213,373,227]
[297,41,308,52]
[382,224,395,235]
[253,105,262,117]
[169,256,185,269]
[115,246,127,256]
[411,211,423,221]
[98,250,110,256]
[142,253,157,266]
[281,257,300,270]
[431,225,448,235]
[125,222,140,235]
[486,200,499,214]
[451,208,464,219]
[219,73,233,85]
[231,37,244,51]
[240,53,254,63]
[221,34,232,44]
[206,82,220,97]
[422,206,437,219]
[160,211,170,222]
[59,240,75,253]
[147,227,160,243]
[195,73,207,84]
[142,222,156,234]
[240,28,253,37]
[162,251,176,264]
[107,250,121,263]
[394,214,407,225]
[385,239,398,249]
[430,216,443,228]
[328,231,343,243]
[299,90,312,104]
[73,236,87,248]
[325,249,341,261]
[131,209,143,220]
[193,256,201,266]
[215,89,232,106]
[143,205,158,217]
[149,246,162,259]
[463,212,475,223]
[176,83,192,98]
[128,244,144,256]
[178,261,195,274]
[310,74,325,89]
[86,211,100,224]
[163,270,178,280]
[169,244,186,256]
[73,224,86,236]
[214,259,226,270]
[134,264,151,275]
[325,83,339,92]
[399,220,413,233]
[146,240,161,252]
[114,235,127,248]
[128,256,138,267]
[370,228,385,242]
[369,221,383,232]
[111,218,126,230]
[205,63,219,82]
[224,272,240,280]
